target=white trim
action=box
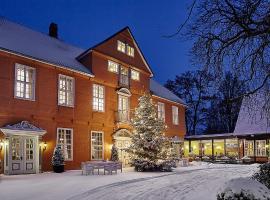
[0,48,94,78]
[90,131,104,160]
[0,128,46,137]
[58,74,75,107]
[117,88,132,97]
[14,63,36,101]
[152,94,187,107]
[56,128,73,161]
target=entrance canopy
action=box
[0,121,46,136]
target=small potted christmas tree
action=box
[52,144,65,173]
[110,144,119,162]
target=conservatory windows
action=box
[57,128,73,160]
[91,131,104,160]
[244,140,254,156]
[256,140,266,156]
[14,63,36,100]
[93,84,105,112]
[157,102,165,121]
[58,74,74,107]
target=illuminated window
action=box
[57,128,73,160]
[256,140,266,156]
[91,131,103,160]
[127,45,134,57]
[58,74,74,107]
[172,106,179,125]
[108,60,119,73]
[244,140,254,156]
[14,63,35,100]
[117,40,125,53]
[157,102,165,121]
[93,84,105,112]
[131,69,140,81]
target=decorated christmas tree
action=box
[127,94,175,172]
[52,144,65,173]
[110,143,119,162]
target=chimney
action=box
[49,22,58,38]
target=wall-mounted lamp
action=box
[0,139,4,151]
[43,142,47,151]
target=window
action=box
[58,74,74,107]
[157,102,165,121]
[93,84,105,112]
[57,128,73,160]
[91,131,103,160]
[244,140,254,156]
[172,106,179,125]
[117,40,125,53]
[127,45,134,57]
[14,63,35,100]
[256,140,266,156]
[118,95,129,122]
[108,60,119,73]
[119,66,129,86]
[131,69,140,81]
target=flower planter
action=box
[53,165,64,173]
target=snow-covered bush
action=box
[110,144,119,162]
[127,94,176,172]
[52,144,64,166]
[217,178,270,200]
[253,163,270,189]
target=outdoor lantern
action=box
[0,139,4,151]
[43,142,47,151]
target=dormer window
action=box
[117,40,134,57]
[108,60,119,73]
[117,40,126,53]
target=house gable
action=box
[77,27,153,77]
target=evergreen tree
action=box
[52,144,64,166]
[110,144,119,162]
[127,94,175,171]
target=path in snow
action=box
[68,164,258,200]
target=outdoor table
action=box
[82,161,122,175]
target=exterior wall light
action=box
[43,142,47,151]
[0,139,4,151]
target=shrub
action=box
[133,159,175,172]
[253,163,270,189]
[217,190,257,200]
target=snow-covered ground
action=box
[0,162,265,200]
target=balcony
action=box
[115,110,130,123]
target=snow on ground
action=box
[0,162,264,200]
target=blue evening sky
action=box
[1,0,196,83]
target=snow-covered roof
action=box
[234,92,269,135]
[150,79,186,105]
[0,17,93,76]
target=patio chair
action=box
[81,162,94,175]
[116,162,122,172]
[104,164,118,175]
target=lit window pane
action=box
[93,84,104,112]
[57,128,73,160]
[58,75,74,106]
[91,132,103,160]
[131,69,140,81]
[117,40,126,53]
[108,60,119,73]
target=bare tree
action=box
[168,0,270,119]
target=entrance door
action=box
[115,139,131,167]
[9,136,36,174]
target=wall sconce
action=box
[43,142,47,151]
[0,139,4,151]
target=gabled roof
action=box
[77,26,154,77]
[0,17,93,77]
[150,79,186,106]
[234,92,269,135]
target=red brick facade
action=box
[0,27,186,173]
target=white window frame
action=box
[172,106,179,125]
[131,69,140,81]
[108,60,119,73]
[91,131,104,160]
[14,63,36,101]
[157,102,165,121]
[56,128,73,161]
[256,140,266,156]
[127,45,134,57]
[58,74,75,107]
[117,40,126,53]
[244,140,254,156]
[92,84,105,112]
